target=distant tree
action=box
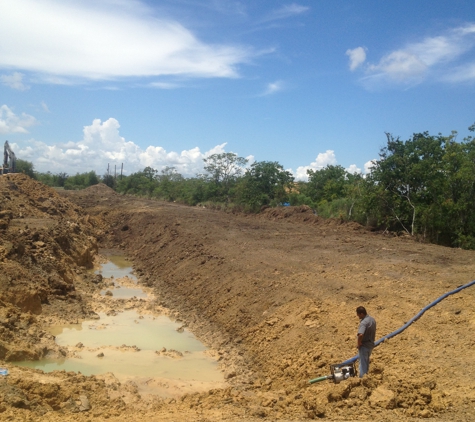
[367,132,447,236]
[155,167,184,201]
[36,171,68,187]
[64,171,99,190]
[115,167,158,197]
[203,153,248,200]
[55,172,68,187]
[238,161,294,211]
[102,174,116,189]
[15,159,35,178]
[306,165,348,203]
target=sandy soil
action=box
[0,175,474,421]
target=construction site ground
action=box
[0,174,474,421]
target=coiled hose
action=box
[338,279,475,366]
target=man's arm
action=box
[357,333,363,349]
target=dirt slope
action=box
[0,177,474,421]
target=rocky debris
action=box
[155,348,184,358]
[77,395,91,412]
[118,344,141,352]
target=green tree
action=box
[115,167,158,197]
[439,129,475,247]
[306,165,348,203]
[367,132,447,236]
[238,161,294,211]
[102,174,116,189]
[155,167,184,201]
[15,159,35,178]
[36,172,68,187]
[202,153,248,200]
[64,171,99,190]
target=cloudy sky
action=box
[1,0,475,180]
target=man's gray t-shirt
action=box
[358,315,376,348]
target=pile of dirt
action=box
[0,176,474,421]
[0,174,99,361]
[261,205,368,232]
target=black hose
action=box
[339,279,475,366]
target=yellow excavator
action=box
[1,141,16,175]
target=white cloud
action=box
[41,102,50,113]
[11,117,376,182]
[443,62,475,83]
[0,0,252,83]
[346,47,366,71]
[0,105,37,134]
[293,150,337,181]
[262,3,310,23]
[366,50,427,85]
[261,80,284,96]
[290,151,372,181]
[364,159,376,174]
[0,72,29,91]
[149,82,182,89]
[356,23,475,88]
[346,164,361,174]
[13,117,235,176]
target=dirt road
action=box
[0,176,474,421]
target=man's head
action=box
[356,306,367,320]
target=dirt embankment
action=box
[0,177,474,421]
[0,175,101,360]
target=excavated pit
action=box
[0,176,474,421]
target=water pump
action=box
[309,362,357,384]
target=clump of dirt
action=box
[0,175,474,421]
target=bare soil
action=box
[0,175,474,421]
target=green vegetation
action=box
[15,159,35,178]
[15,122,475,249]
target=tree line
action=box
[15,123,475,249]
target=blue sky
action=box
[1,0,475,179]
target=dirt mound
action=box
[0,174,100,362]
[0,174,82,219]
[261,204,366,231]
[81,183,117,197]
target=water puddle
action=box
[15,254,225,397]
[97,255,148,299]
[97,255,138,280]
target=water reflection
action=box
[17,350,220,380]
[97,256,137,281]
[97,256,148,299]
[54,310,205,352]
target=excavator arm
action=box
[2,141,16,174]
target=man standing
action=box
[356,306,376,378]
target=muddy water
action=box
[16,256,225,396]
[18,311,220,380]
[98,255,147,299]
